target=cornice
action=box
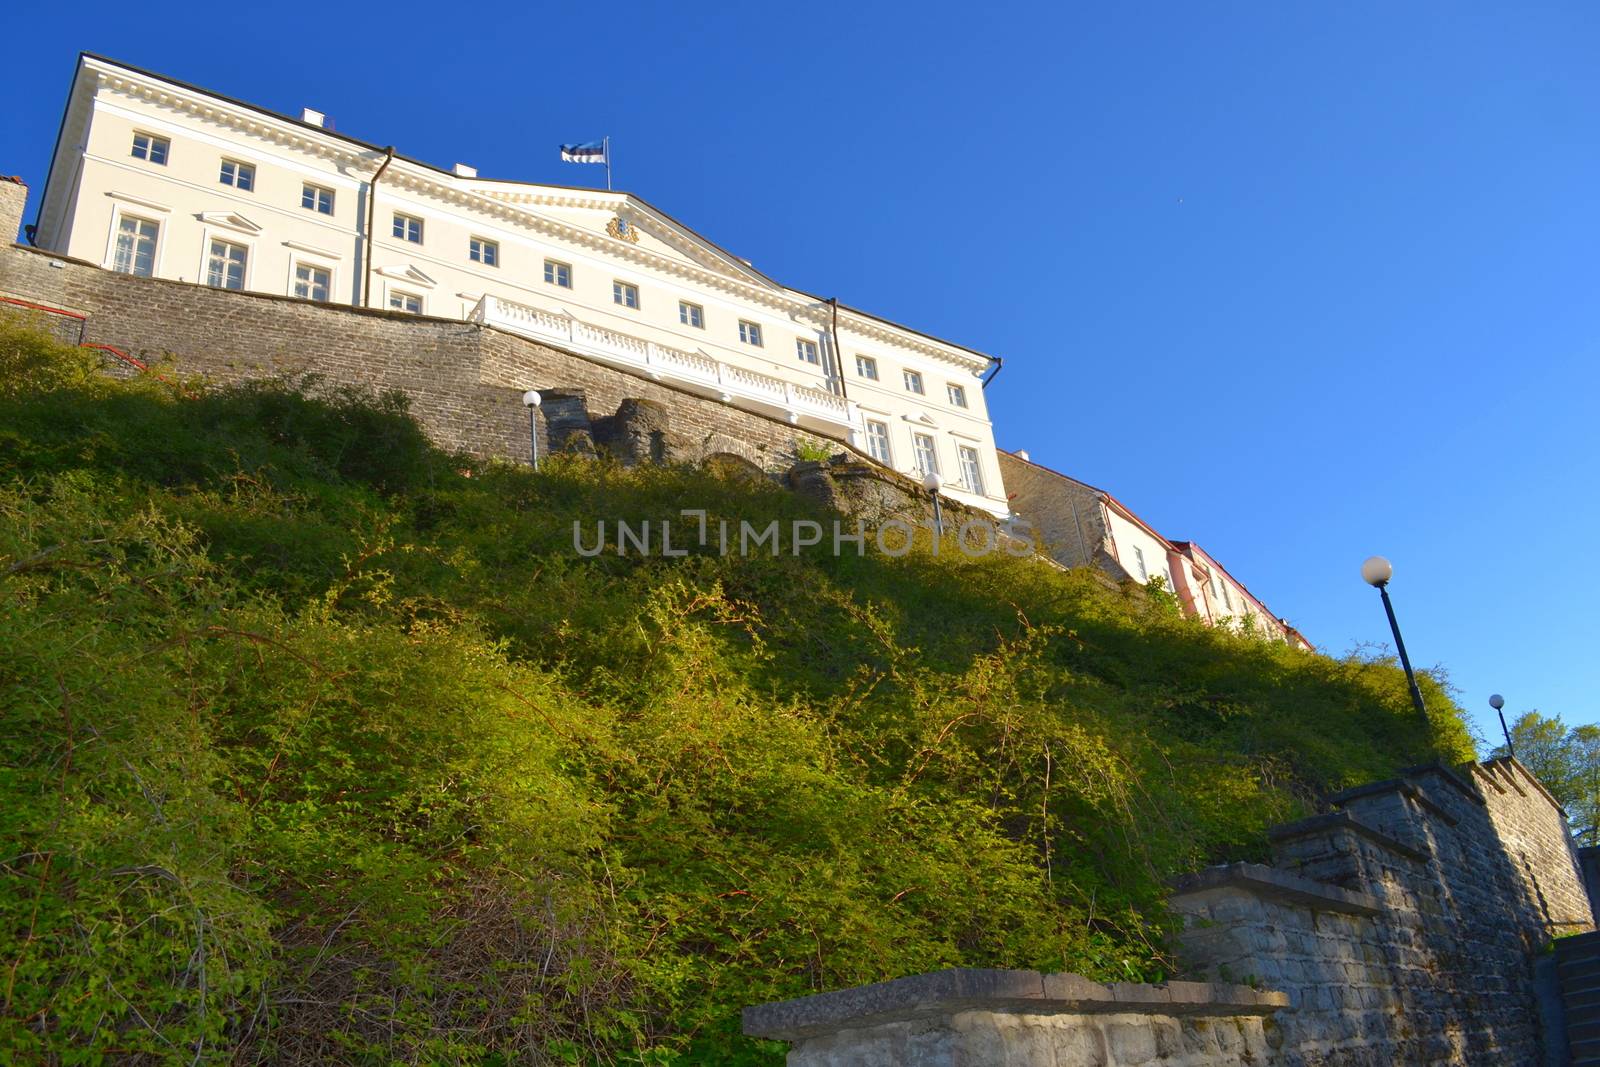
[83,58,990,373]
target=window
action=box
[131,133,169,165]
[393,212,423,243]
[112,215,159,277]
[206,238,247,290]
[912,433,939,476]
[679,301,704,328]
[903,369,924,394]
[544,259,571,288]
[796,339,820,365]
[947,383,968,408]
[738,320,763,346]
[389,290,422,314]
[1162,566,1176,592]
[293,263,331,302]
[469,237,498,266]
[856,355,879,380]
[302,183,334,215]
[1131,546,1148,581]
[957,445,985,494]
[1216,577,1233,611]
[865,420,892,464]
[613,280,639,308]
[219,159,255,191]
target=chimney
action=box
[301,108,326,128]
[453,163,477,178]
[1015,449,1030,461]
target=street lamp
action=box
[1361,555,1429,724]
[521,390,542,470]
[922,470,944,538]
[1489,694,1515,759]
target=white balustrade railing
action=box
[471,294,856,431]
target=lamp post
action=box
[1361,555,1429,724]
[1489,694,1515,759]
[521,390,542,470]
[922,470,944,538]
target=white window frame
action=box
[544,259,572,288]
[856,355,879,381]
[202,234,251,291]
[904,369,925,395]
[289,258,335,302]
[865,418,893,465]
[386,286,424,315]
[103,202,168,278]
[393,211,424,243]
[613,279,640,308]
[469,236,498,266]
[957,444,985,495]
[912,432,939,477]
[219,159,256,191]
[738,320,764,347]
[1131,546,1148,581]
[947,383,968,408]
[796,339,820,365]
[680,300,704,328]
[302,183,335,215]
[131,132,170,165]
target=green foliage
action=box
[0,320,1475,1063]
[793,441,836,463]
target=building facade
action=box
[30,54,1009,516]
[999,450,1310,647]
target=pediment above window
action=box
[283,239,341,259]
[376,264,437,288]
[198,211,263,234]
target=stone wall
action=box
[1169,757,1588,1066]
[997,449,1129,578]
[747,757,1591,1065]
[0,236,839,473]
[1,176,25,246]
[742,969,1288,1067]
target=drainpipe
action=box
[828,297,849,401]
[362,147,395,308]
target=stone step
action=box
[1567,989,1600,1013]
[1572,1035,1600,1064]
[1561,958,1600,982]
[1559,931,1600,953]
[1570,1019,1600,1044]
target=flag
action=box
[560,141,607,164]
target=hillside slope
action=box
[0,317,1474,1064]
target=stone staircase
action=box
[1560,931,1600,1064]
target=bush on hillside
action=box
[0,318,1473,1064]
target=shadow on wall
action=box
[1171,758,1591,1066]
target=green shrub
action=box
[0,322,1473,1064]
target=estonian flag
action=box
[560,141,607,164]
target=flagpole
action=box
[605,136,612,191]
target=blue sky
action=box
[8,2,1598,747]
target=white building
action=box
[30,54,1009,515]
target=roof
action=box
[60,53,997,367]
